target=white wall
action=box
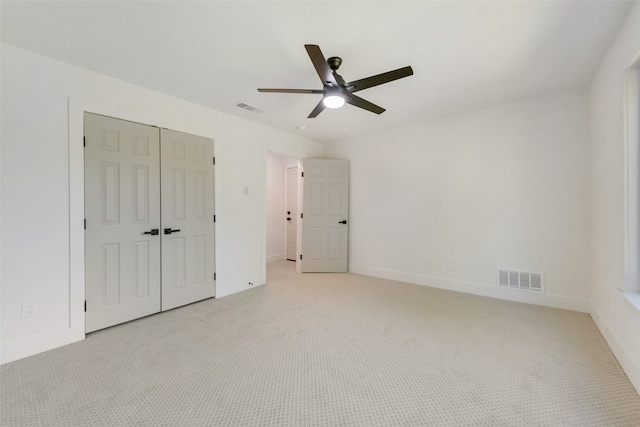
[0,43,323,363]
[266,152,285,262]
[325,90,591,312]
[588,2,640,394]
[4,8,640,400]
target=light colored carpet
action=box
[2,260,640,426]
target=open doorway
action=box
[266,152,301,271]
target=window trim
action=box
[622,53,640,310]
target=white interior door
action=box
[84,113,161,333]
[160,128,215,311]
[286,166,298,261]
[301,159,349,272]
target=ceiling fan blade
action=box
[258,88,324,94]
[308,99,326,118]
[305,44,338,87]
[345,93,385,114]
[346,66,414,93]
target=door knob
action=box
[164,228,181,235]
[339,220,347,224]
[143,229,159,235]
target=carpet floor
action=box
[2,260,640,426]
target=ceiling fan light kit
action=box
[323,94,345,109]
[258,44,413,118]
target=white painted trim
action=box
[295,159,303,274]
[282,162,289,261]
[267,254,285,263]
[617,288,640,312]
[1,327,82,364]
[623,67,640,293]
[215,278,262,298]
[283,163,299,264]
[590,302,640,396]
[261,145,305,284]
[349,263,591,313]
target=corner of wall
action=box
[586,1,640,396]
[589,300,640,395]
[349,264,592,313]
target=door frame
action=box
[261,146,305,281]
[69,98,218,342]
[283,161,299,262]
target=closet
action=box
[84,113,215,332]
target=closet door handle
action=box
[164,228,181,235]
[338,220,347,224]
[143,229,159,235]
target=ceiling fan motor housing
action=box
[327,56,342,71]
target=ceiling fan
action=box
[258,44,414,118]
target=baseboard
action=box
[267,254,285,263]
[1,327,84,365]
[348,264,590,313]
[216,277,264,299]
[590,302,640,396]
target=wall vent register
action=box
[497,268,544,293]
[236,102,266,114]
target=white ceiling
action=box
[1,1,633,143]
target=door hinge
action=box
[213,214,216,223]
[300,213,303,219]
[84,300,87,312]
[214,272,216,281]
[300,254,302,260]
[301,171,304,177]
[84,219,87,229]
[213,157,216,165]
[83,136,86,147]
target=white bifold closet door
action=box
[85,113,162,333]
[84,113,215,333]
[160,128,215,311]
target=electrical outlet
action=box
[446,260,455,271]
[425,256,432,266]
[235,262,240,272]
[22,302,38,318]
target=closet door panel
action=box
[161,129,215,310]
[84,113,161,332]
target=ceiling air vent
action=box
[497,268,544,293]
[236,102,266,114]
